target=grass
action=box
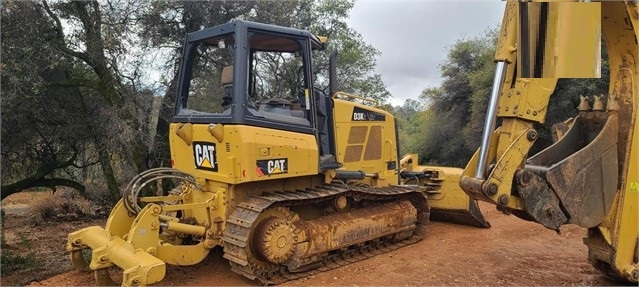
[1,190,50,206]
[1,232,40,274]
[1,189,94,276]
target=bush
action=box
[83,181,118,207]
[30,190,95,225]
[0,232,39,274]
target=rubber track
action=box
[221,183,428,285]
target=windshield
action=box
[177,27,313,128]
[182,33,234,116]
[247,32,310,126]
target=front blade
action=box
[429,198,491,228]
[399,156,490,228]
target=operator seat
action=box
[221,66,233,108]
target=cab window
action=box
[246,31,310,126]
[182,33,235,116]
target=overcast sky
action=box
[346,0,506,106]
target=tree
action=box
[39,0,154,200]
[140,1,258,169]
[401,27,610,167]
[407,29,498,167]
[387,99,423,156]
[1,1,155,201]
[1,1,95,199]
[296,0,390,102]
[1,0,391,200]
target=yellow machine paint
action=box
[67,89,483,286]
[460,1,638,282]
[172,123,319,183]
[516,2,601,78]
[67,1,638,286]
[331,96,398,187]
[400,154,490,227]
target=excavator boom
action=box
[460,1,638,283]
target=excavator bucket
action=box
[515,112,619,230]
[400,155,491,228]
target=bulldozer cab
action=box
[174,20,327,144]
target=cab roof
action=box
[185,20,327,52]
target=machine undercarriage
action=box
[223,184,428,284]
[68,169,429,286]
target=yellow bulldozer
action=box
[67,19,489,286]
[67,1,638,286]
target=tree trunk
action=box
[149,72,180,168]
[93,134,120,202]
[0,177,85,201]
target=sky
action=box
[346,0,506,106]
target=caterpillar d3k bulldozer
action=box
[67,20,488,286]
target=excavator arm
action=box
[459,1,638,283]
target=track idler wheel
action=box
[252,207,299,265]
[255,217,298,264]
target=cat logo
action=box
[256,158,288,176]
[193,142,218,171]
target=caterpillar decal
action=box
[256,158,288,176]
[193,142,218,171]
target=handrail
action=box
[332,91,379,107]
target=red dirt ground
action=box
[22,201,623,286]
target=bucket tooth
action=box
[95,268,118,286]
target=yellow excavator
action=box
[66,1,638,286]
[459,1,638,283]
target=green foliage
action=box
[296,0,390,102]
[0,232,40,274]
[400,28,498,167]
[389,99,425,156]
[1,0,389,202]
[1,2,94,198]
[397,27,610,167]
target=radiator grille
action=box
[363,126,381,160]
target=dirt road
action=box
[31,202,620,286]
